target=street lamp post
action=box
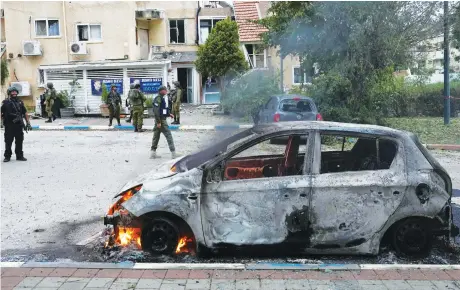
[444,1,451,125]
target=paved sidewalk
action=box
[1,267,460,290]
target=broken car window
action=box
[223,134,308,180]
[320,134,397,174]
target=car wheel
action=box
[392,218,433,257]
[141,217,179,255]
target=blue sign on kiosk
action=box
[91,79,123,96]
[130,78,163,94]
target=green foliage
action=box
[101,83,109,103]
[222,70,282,121]
[260,1,444,125]
[1,59,9,86]
[386,117,460,145]
[144,97,153,108]
[453,4,460,61]
[57,90,71,108]
[195,18,248,80]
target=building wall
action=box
[268,47,301,91]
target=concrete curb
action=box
[1,261,460,270]
[426,144,460,151]
[20,124,254,131]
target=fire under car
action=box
[104,121,459,257]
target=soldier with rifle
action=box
[125,84,134,123]
[171,81,182,125]
[44,82,57,123]
[107,84,122,126]
[1,87,32,162]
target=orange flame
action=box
[114,227,142,249]
[175,236,193,254]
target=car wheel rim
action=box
[149,221,178,252]
[396,222,427,252]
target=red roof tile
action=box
[234,1,268,42]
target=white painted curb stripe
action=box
[132,263,245,270]
[451,197,460,205]
[0,262,25,268]
[360,264,460,270]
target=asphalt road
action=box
[1,130,460,263]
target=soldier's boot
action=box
[117,118,121,126]
[176,117,180,125]
[171,151,178,159]
[134,126,138,132]
[3,157,10,162]
[45,117,52,123]
[109,117,113,127]
[17,156,27,161]
[171,116,177,125]
[52,114,57,121]
[150,150,159,159]
[137,126,145,133]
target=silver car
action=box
[256,95,322,124]
[104,121,458,257]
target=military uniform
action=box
[171,81,182,125]
[1,87,32,162]
[126,84,134,123]
[107,86,122,126]
[150,86,176,159]
[44,82,57,123]
[129,85,147,132]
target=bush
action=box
[57,90,70,108]
[145,97,153,108]
[101,83,109,103]
[222,70,282,122]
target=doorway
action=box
[139,29,149,60]
[177,68,188,103]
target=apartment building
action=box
[1,1,232,114]
[415,35,460,74]
[233,1,304,93]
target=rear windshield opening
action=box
[280,99,312,112]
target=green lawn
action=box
[386,117,460,145]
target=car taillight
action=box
[293,97,301,101]
[274,113,280,122]
[316,113,323,121]
[108,185,143,215]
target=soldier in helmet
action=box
[107,84,122,126]
[125,84,135,123]
[171,81,182,125]
[130,83,147,132]
[1,87,32,162]
[44,82,57,123]
[150,85,177,159]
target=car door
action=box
[309,131,408,249]
[200,131,313,247]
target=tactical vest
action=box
[156,95,170,118]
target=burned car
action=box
[104,121,458,256]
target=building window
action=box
[245,44,266,68]
[38,69,45,87]
[35,19,60,37]
[199,18,224,44]
[169,20,185,44]
[293,66,308,85]
[77,24,102,42]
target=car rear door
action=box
[279,98,317,121]
[200,131,313,247]
[309,131,408,250]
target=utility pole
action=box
[280,50,284,92]
[444,1,451,125]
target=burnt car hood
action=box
[118,156,185,194]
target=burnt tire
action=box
[141,217,179,255]
[392,218,433,257]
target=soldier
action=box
[130,83,146,132]
[150,85,177,159]
[171,81,182,125]
[1,87,32,162]
[107,85,122,126]
[125,84,134,123]
[44,82,57,123]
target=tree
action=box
[453,3,460,61]
[259,1,444,124]
[1,59,9,86]
[195,17,248,97]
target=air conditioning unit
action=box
[151,45,164,53]
[10,81,31,97]
[23,40,42,56]
[70,42,88,55]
